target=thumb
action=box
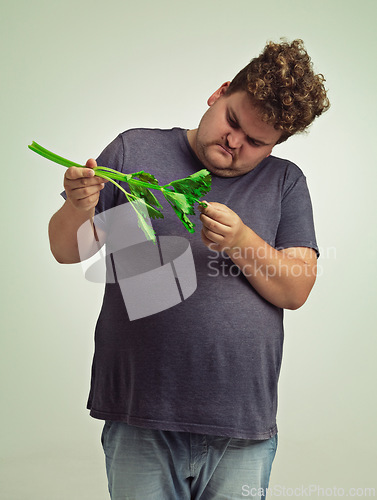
[85,158,97,169]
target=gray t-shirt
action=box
[86,127,318,439]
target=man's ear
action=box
[207,81,231,106]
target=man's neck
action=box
[186,129,198,155]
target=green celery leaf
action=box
[142,201,164,220]
[161,169,212,232]
[163,189,196,232]
[130,171,159,185]
[101,175,158,243]
[127,181,163,217]
[130,199,157,242]
[164,169,212,200]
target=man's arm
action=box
[48,158,107,264]
[200,202,317,310]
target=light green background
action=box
[1,0,376,498]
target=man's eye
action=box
[227,116,238,128]
[247,138,261,147]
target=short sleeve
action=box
[95,134,125,215]
[275,174,319,258]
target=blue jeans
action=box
[101,421,278,499]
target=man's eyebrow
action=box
[228,108,272,146]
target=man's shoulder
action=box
[258,154,306,185]
[263,154,304,175]
[119,127,185,141]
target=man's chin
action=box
[203,153,233,174]
[200,148,246,177]
[206,164,244,178]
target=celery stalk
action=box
[28,141,212,241]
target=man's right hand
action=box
[64,158,107,211]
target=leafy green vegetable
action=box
[28,141,211,242]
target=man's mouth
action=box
[217,143,233,157]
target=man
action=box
[49,39,329,499]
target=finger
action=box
[68,183,105,201]
[200,202,232,226]
[65,166,95,181]
[201,226,224,245]
[200,213,227,235]
[201,216,226,239]
[198,201,209,212]
[65,169,105,191]
[200,201,229,213]
[65,176,105,190]
[72,192,101,211]
[86,158,97,169]
[85,159,109,183]
[201,229,220,249]
[64,179,104,199]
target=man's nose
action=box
[226,129,243,149]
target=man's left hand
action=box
[199,202,248,253]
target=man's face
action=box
[188,82,282,177]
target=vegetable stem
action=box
[28,141,211,242]
[98,174,136,202]
[28,141,83,168]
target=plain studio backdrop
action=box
[1,0,376,498]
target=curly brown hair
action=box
[226,39,330,143]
